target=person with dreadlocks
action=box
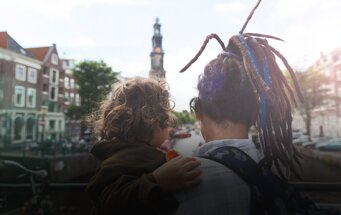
[173,0,312,214]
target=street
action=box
[174,134,341,182]
[173,131,204,156]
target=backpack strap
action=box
[199,146,314,215]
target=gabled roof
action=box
[0,31,33,57]
[26,46,51,62]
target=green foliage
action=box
[73,60,119,117]
[288,69,330,138]
[173,110,196,125]
[295,69,330,111]
[65,105,83,120]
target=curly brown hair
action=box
[91,78,175,144]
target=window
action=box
[27,68,37,83]
[0,89,3,102]
[70,93,74,101]
[27,88,36,108]
[20,48,26,55]
[49,120,56,130]
[26,116,35,139]
[43,68,48,75]
[64,77,70,89]
[48,102,57,112]
[14,115,24,141]
[43,84,48,93]
[15,64,26,81]
[15,86,25,107]
[49,86,58,101]
[50,69,59,84]
[75,94,80,106]
[70,79,75,89]
[51,53,59,65]
[65,92,69,102]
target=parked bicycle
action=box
[0,159,93,215]
[0,159,51,215]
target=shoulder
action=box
[197,157,250,188]
[174,157,250,215]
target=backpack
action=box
[200,146,328,215]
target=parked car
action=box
[302,136,333,149]
[174,130,192,139]
[292,129,304,139]
[174,132,192,139]
[302,141,316,149]
[315,138,341,151]
[293,135,309,145]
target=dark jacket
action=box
[87,140,178,215]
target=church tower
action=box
[149,18,166,79]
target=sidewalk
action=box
[298,146,341,167]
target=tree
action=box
[173,110,196,125]
[289,69,330,140]
[65,105,83,120]
[73,60,119,117]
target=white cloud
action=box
[103,55,150,78]
[271,21,341,70]
[166,47,218,111]
[0,0,151,17]
[275,0,319,17]
[68,37,97,47]
[215,2,245,13]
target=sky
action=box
[1,0,341,111]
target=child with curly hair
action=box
[87,78,201,215]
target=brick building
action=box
[62,59,80,108]
[62,59,81,139]
[27,44,65,142]
[0,32,65,149]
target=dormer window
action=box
[20,48,26,55]
[51,53,59,65]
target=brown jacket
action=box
[87,140,178,215]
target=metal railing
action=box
[1,159,341,213]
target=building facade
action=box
[27,44,65,143]
[0,32,66,149]
[149,18,166,79]
[0,32,42,148]
[293,47,341,137]
[62,59,80,109]
[62,59,81,139]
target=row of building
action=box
[0,32,81,149]
[0,18,167,149]
[292,47,341,137]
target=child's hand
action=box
[153,156,201,192]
